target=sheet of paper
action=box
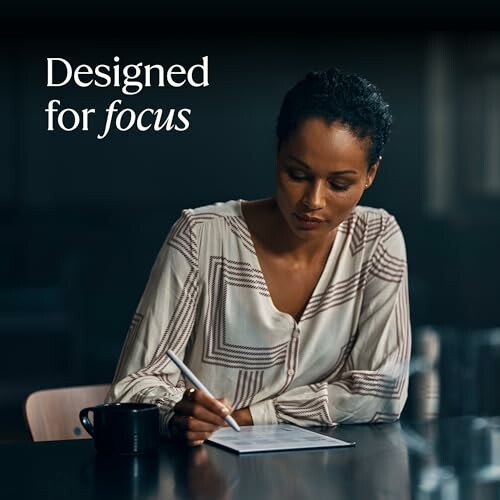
[207,424,355,454]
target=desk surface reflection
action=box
[2,417,500,500]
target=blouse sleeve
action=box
[106,210,200,435]
[249,218,412,426]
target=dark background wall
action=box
[1,3,500,439]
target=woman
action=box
[108,68,411,446]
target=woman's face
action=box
[275,117,379,242]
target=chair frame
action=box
[24,384,110,442]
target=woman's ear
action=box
[365,159,381,190]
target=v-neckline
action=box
[236,199,341,326]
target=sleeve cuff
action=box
[249,399,278,425]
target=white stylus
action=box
[166,350,241,432]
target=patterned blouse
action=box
[107,199,411,434]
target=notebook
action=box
[207,424,355,454]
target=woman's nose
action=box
[302,180,326,210]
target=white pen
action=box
[166,350,241,432]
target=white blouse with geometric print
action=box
[107,199,411,435]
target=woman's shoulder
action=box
[351,205,397,222]
[171,200,248,242]
[345,205,402,234]
[174,199,243,228]
[184,199,242,218]
[341,205,406,256]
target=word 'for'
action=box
[45,99,191,139]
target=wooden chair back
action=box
[24,384,110,441]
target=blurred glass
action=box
[408,326,500,420]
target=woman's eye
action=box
[287,169,308,181]
[329,182,350,191]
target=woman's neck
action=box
[243,198,337,264]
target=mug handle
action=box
[79,407,95,437]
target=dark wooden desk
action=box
[2,417,499,499]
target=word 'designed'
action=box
[45,56,209,139]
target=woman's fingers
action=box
[170,415,214,445]
[174,400,227,427]
[189,389,232,417]
[170,389,235,445]
[189,440,205,447]
[216,397,233,414]
[169,415,217,446]
[173,414,219,432]
[174,389,232,426]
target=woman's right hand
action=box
[169,388,232,446]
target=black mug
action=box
[79,402,159,455]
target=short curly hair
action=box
[276,68,393,167]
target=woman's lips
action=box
[293,213,325,229]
